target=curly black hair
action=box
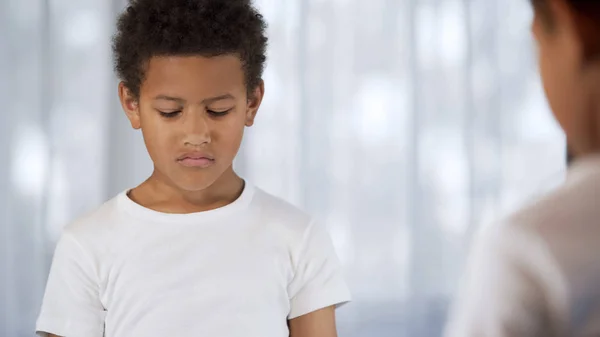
[112,0,268,99]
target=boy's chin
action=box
[160,164,236,193]
[162,169,217,192]
[173,178,218,193]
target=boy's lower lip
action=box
[178,157,214,168]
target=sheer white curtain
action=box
[0,0,564,336]
[0,0,113,335]
[244,0,564,335]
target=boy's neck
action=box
[129,167,245,214]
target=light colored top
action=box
[36,183,351,337]
[446,156,600,337]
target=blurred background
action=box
[0,0,565,336]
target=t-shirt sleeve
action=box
[36,232,106,337]
[287,221,351,320]
[444,224,569,337]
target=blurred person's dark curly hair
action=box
[112,0,268,99]
[531,0,600,58]
[531,0,600,22]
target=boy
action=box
[445,0,600,336]
[35,1,351,336]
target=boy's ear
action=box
[118,82,141,130]
[245,80,265,127]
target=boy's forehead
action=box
[141,55,246,99]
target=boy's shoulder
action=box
[251,186,318,236]
[251,187,334,257]
[61,193,125,244]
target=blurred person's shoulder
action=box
[470,154,600,283]
[469,154,600,298]
[469,155,600,336]
[504,155,600,248]
[447,159,600,337]
[479,155,600,269]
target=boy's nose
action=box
[183,111,211,145]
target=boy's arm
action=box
[286,221,350,335]
[36,232,106,337]
[288,306,337,337]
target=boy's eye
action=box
[207,108,233,117]
[158,110,182,118]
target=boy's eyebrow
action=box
[154,95,186,103]
[201,94,235,105]
[153,94,235,105]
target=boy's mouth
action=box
[177,152,215,168]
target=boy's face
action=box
[532,0,600,154]
[119,55,264,192]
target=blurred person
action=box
[35,1,350,336]
[445,0,600,336]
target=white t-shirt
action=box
[445,156,600,337]
[36,183,351,337]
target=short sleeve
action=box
[444,224,569,337]
[287,221,351,319]
[36,232,106,337]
